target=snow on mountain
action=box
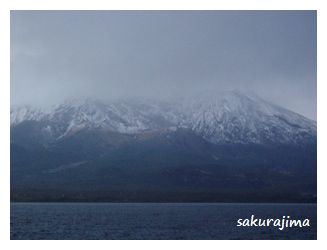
[180,90,316,144]
[10,91,316,145]
[10,105,46,125]
[47,98,181,137]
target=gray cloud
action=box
[11,10,316,119]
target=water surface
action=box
[11,203,316,240]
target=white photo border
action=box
[0,0,325,248]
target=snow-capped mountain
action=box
[11,90,317,202]
[10,90,316,145]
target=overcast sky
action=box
[11,11,316,119]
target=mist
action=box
[10,10,316,120]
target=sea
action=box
[10,203,317,240]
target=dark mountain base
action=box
[10,127,316,203]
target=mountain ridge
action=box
[11,90,316,145]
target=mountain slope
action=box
[180,90,316,144]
